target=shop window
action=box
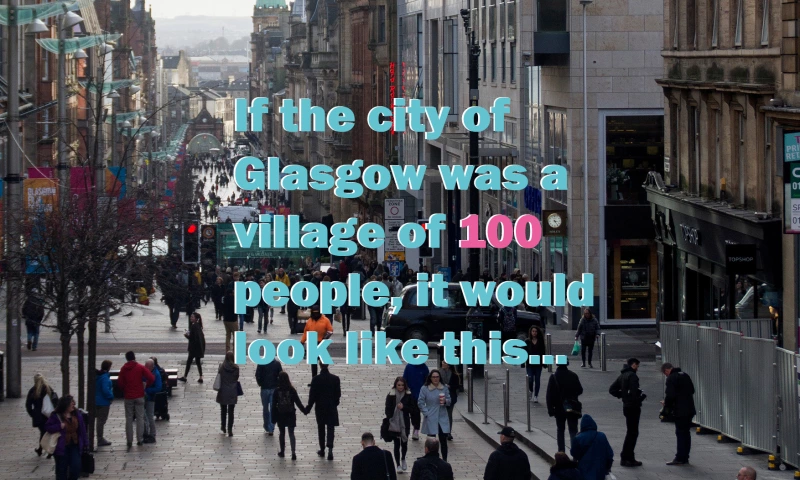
[607,242,656,320]
[537,0,567,32]
[605,115,664,205]
[733,276,781,339]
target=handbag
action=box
[212,373,222,391]
[236,381,244,396]
[552,374,582,418]
[41,393,55,417]
[81,451,95,474]
[40,414,61,455]
[333,312,342,323]
[571,341,581,356]
[380,417,396,442]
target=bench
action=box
[110,368,178,399]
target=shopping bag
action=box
[212,374,222,391]
[40,432,60,455]
[81,451,95,474]
[571,341,581,356]
[41,394,55,417]
[333,312,342,323]
[236,381,244,396]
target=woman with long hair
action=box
[216,351,240,436]
[45,395,87,480]
[179,312,206,383]
[385,376,412,472]
[525,325,546,403]
[418,369,452,461]
[271,371,305,460]
[26,373,58,457]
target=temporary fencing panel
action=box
[678,324,700,394]
[695,327,722,433]
[719,330,743,441]
[776,349,800,468]
[661,323,680,366]
[692,319,773,339]
[740,337,777,455]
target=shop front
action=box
[647,187,783,342]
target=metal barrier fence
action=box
[660,322,800,468]
[691,318,774,339]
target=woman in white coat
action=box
[417,368,452,461]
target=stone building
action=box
[652,0,790,348]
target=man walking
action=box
[301,305,333,382]
[546,362,583,452]
[143,359,162,444]
[95,360,114,447]
[306,362,341,460]
[116,351,155,450]
[661,362,696,466]
[255,357,282,435]
[350,432,397,480]
[23,288,45,351]
[483,427,530,480]
[609,358,644,467]
[409,438,454,480]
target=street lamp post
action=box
[460,8,482,282]
[580,0,592,276]
[57,8,84,208]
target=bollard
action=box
[600,332,607,371]
[502,383,508,426]
[483,369,490,425]
[525,375,531,432]
[467,368,474,413]
[546,333,553,373]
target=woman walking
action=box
[525,325,546,402]
[216,351,240,436]
[271,371,305,460]
[385,376,412,472]
[575,308,601,368]
[211,277,224,320]
[417,369,452,461]
[440,361,460,441]
[179,312,205,383]
[45,395,87,480]
[287,276,299,334]
[26,373,58,457]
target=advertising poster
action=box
[24,177,58,214]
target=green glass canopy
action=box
[37,33,122,55]
[0,1,81,26]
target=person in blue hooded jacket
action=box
[95,360,114,447]
[403,362,429,440]
[570,415,613,480]
[143,359,162,444]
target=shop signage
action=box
[384,199,405,261]
[784,132,800,234]
[725,244,757,274]
[680,224,701,245]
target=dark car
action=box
[383,283,544,344]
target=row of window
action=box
[673,0,770,50]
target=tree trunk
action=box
[77,322,85,409]
[87,314,97,451]
[58,305,71,397]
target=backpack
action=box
[500,308,516,333]
[155,365,169,394]
[418,462,439,480]
[276,389,294,414]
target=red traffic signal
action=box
[187,224,198,234]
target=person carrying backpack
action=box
[546,363,583,453]
[409,438,454,480]
[608,358,644,467]
[570,414,614,480]
[271,371,305,460]
[498,306,517,342]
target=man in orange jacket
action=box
[301,305,333,384]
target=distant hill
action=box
[155,16,253,54]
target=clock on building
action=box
[542,210,567,237]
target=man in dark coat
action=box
[609,358,644,467]
[661,363,696,466]
[306,362,341,460]
[350,432,397,480]
[546,363,583,452]
[255,359,283,434]
[409,438,454,480]
[483,427,530,480]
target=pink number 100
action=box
[459,214,542,249]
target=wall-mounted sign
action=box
[784,132,800,234]
[679,224,701,246]
[725,243,756,274]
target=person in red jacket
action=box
[116,351,155,450]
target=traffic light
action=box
[183,221,200,263]
[200,225,217,267]
[418,220,433,258]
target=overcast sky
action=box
[149,0,255,19]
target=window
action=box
[734,0,743,47]
[481,0,487,40]
[378,6,386,43]
[689,105,700,194]
[491,43,497,82]
[671,0,678,49]
[489,0,496,40]
[687,0,696,48]
[500,0,506,39]
[546,109,567,204]
[669,102,679,185]
[760,0,769,46]
[501,43,506,83]
[471,0,479,41]
[538,0,567,31]
[483,45,487,80]
[606,115,665,205]
[710,0,719,48]
[765,118,772,212]
[507,0,516,41]
[735,110,745,204]
[443,18,459,113]
[510,42,516,83]
[712,107,720,198]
